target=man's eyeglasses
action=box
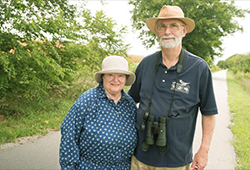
[156,23,185,33]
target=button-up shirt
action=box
[128,50,218,167]
[60,83,137,170]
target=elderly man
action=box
[129,5,217,170]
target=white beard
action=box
[159,31,183,49]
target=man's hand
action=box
[191,147,208,170]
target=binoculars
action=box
[141,112,169,154]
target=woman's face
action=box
[103,73,126,96]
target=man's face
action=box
[155,19,188,49]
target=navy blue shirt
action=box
[60,83,137,170]
[128,50,218,167]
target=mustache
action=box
[160,35,176,39]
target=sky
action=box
[70,0,250,63]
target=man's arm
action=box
[191,114,216,170]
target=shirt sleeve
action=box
[128,63,142,103]
[59,99,86,169]
[199,66,218,115]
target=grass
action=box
[227,71,250,169]
[0,66,96,145]
[0,98,72,144]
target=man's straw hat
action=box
[146,5,195,33]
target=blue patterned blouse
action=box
[59,83,137,170]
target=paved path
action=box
[193,70,237,169]
[0,70,236,170]
[0,131,61,170]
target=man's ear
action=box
[182,25,189,37]
[154,27,157,33]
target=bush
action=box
[217,60,228,69]
[0,9,129,116]
[225,53,250,74]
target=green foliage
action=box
[0,40,71,111]
[209,63,220,73]
[0,54,98,145]
[81,10,129,71]
[227,71,250,169]
[224,53,250,74]
[0,1,129,115]
[0,0,81,110]
[128,0,249,62]
[0,95,73,144]
[217,60,228,70]
[0,0,79,41]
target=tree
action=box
[80,9,129,71]
[0,0,79,44]
[0,0,81,103]
[217,60,227,69]
[226,53,250,74]
[128,0,249,64]
[0,0,129,114]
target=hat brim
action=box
[94,69,136,86]
[146,17,195,33]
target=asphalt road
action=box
[193,70,237,169]
[0,70,237,170]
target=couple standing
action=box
[59,5,217,170]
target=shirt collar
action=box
[158,49,184,70]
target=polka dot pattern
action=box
[60,83,137,170]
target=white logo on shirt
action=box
[171,79,190,94]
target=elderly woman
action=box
[59,56,137,170]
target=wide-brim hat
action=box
[94,56,136,86]
[146,5,195,33]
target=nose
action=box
[164,26,172,35]
[113,75,119,81]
